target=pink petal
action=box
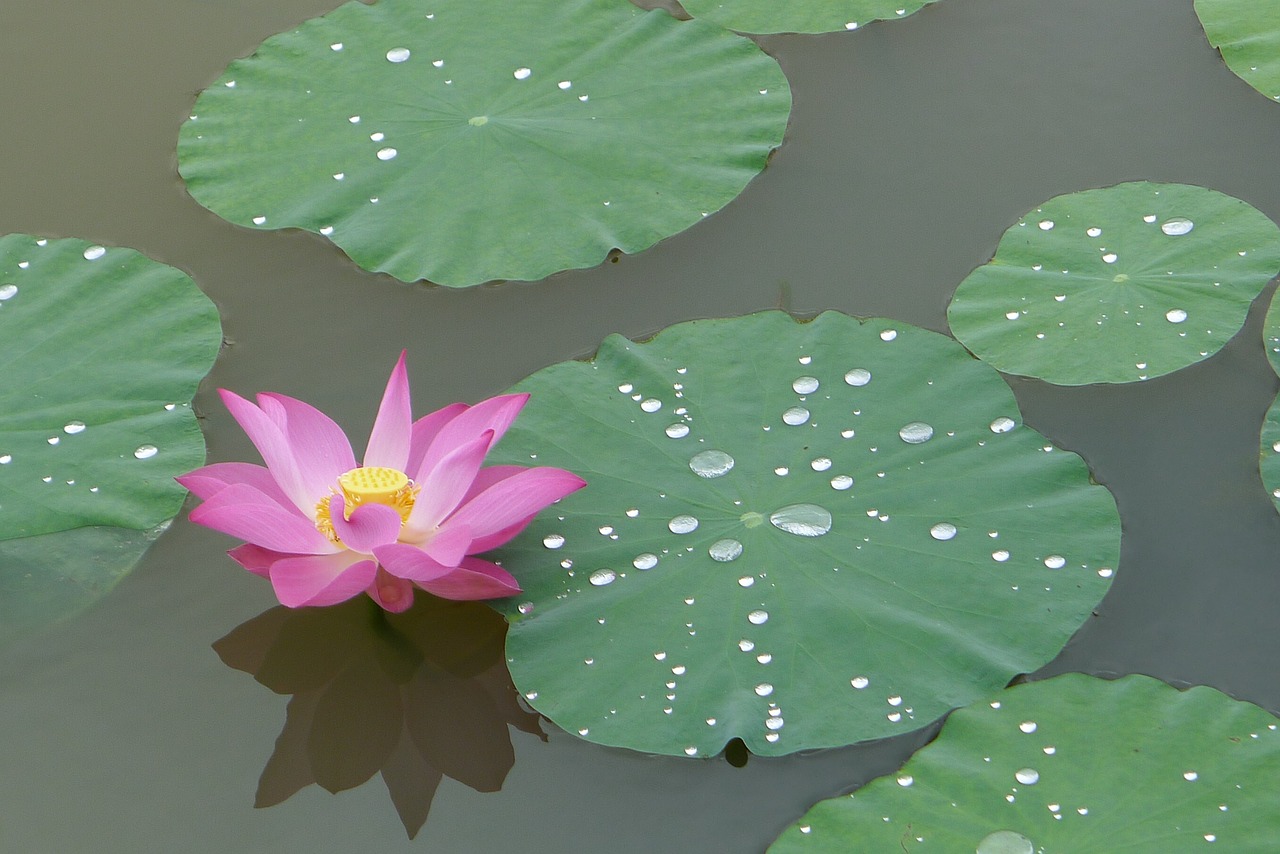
[227,543,287,578]
[420,522,473,566]
[178,461,292,506]
[405,403,467,482]
[189,483,338,555]
[372,542,453,583]
[219,389,312,515]
[363,351,413,471]
[257,392,357,505]
[414,556,521,601]
[413,394,529,484]
[467,517,536,553]
[460,465,525,504]
[270,553,378,607]
[328,495,404,554]
[406,431,494,532]
[366,567,415,613]
[446,467,585,542]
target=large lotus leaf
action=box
[177,0,790,287]
[947,182,1280,386]
[1265,286,1280,378]
[0,234,220,643]
[1260,386,1280,516]
[769,673,1280,852]
[679,0,938,35]
[1196,1,1280,103]
[486,311,1118,757]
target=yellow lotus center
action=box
[315,466,418,545]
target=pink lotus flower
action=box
[178,353,585,612]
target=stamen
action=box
[314,465,418,545]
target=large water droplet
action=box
[633,553,658,570]
[769,504,832,537]
[1086,227,1102,238]
[376,147,398,161]
[899,421,934,444]
[543,534,565,549]
[754,683,774,696]
[897,774,914,787]
[782,406,810,426]
[739,639,755,651]
[747,609,769,625]
[810,457,832,472]
[83,246,107,261]
[665,423,690,438]
[1166,308,1187,323]
[989,417,1017,434]
[134,445,158,459]
[1161,217,1194,236]
[386,47,411,62]
[669,515,699,534]
[640,398,662,413]
[63,421,86,434]
[830,475,853,490]
[976,830,1035,854]
[930,522,957,541]
[1043,555,1066,569]
[690,450,734,478]
[513,67,532,80]
[0,284,17,300]
[709,539,743,562]
[1019,720,1037,733]
[851,676,869,689]
[1038,220,1054,230]
[879,329,898,341]
[1014,768,1040,785]
[844,368,872,387]
[589,568,616,586]
[792,376,819,394]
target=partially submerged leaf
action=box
[680,0,937,35]
[487,311,1118,757]
[948,182,1280,385]
[769,673,1280,852]
[1195,0,1280,103]
[178,0,790,286]
[0,235,220,645]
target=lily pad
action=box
[769,673,1280,852]
[486,311,1118,757]
[1195,1,1280,103]
[0,234,221,644]
[947,182,1280,385]
[177,0,790,287]
[678,0,938,35]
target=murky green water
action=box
[3,0,1280,850]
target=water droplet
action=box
[897,775,914,787]
[386,47,411,63]
[0,284,16,300]
[810,457,833,472]
[665,423,690,438]
[0,455,10,464]
[83,246,106,261]
[930,522,957,541]
[747,610,769,625]
[558,80,572,90]
[514,67,532,80]
[766,716,784,730]
[770,504,832,537]
[1143,214,1158,223]
[1098,567,1114,578]
[376,147,397,161]
[1086,227,1102,238]
[976,830,1034,854]
[517,602,534,614]
[830,475,853,490]
[993,550,1010,562]
[1102,253,1118,264]
[668,515,699,534]
[1166,308,1188,323]
[617,383,634,394]
[640,398,662,412]
[543,534,565,549]
[739,639,755,652]
[1005,311,1021,321]
[792,376,820,394]
[133,445,158,459]
[738,575,755,587]
[844,368,871,387]
[899,421,934,444]
[633,553,658,570]
[989,417,1017,433]
[755,683,774,696]
[709,539,743,562]
[684,746,697,756]
[879,329,898,341]
[1184,770,1199,781]
[1019,721,1037,733]
[330,42,343,51]
[672,665,687,675]
[851,676,869,689]
[589,568,616,586]
[1015,768,1040,785]
[690,450,734,478]
[47,437,59,445]
[1038,220,1054,230]
[1043,555,1066,569]
[63,421,86,434]
[782,406,810,426]
[1161,218,1194,236]
[774,466,789,476]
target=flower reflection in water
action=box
[214,595,543,837]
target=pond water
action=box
[3,0,1280,850]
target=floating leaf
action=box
[178,0,790,287]
[769,673,1280,852]
[1195,0,1280,103]
[948,182,1280,385]
[0,235,220,644]
[679,0,937,35]
[486,311,1118,757]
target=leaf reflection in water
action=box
[213,595,544,837]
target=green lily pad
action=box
[177,0,790,287]
[0,234,221,644]
[1264,286,1280,378]
[486,311,1118,757]
[769,673,1280,852]
[1260,388,1280,514]
[679,0,937,35]
[1196,1,1280,103]
[948,182,1280,385]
